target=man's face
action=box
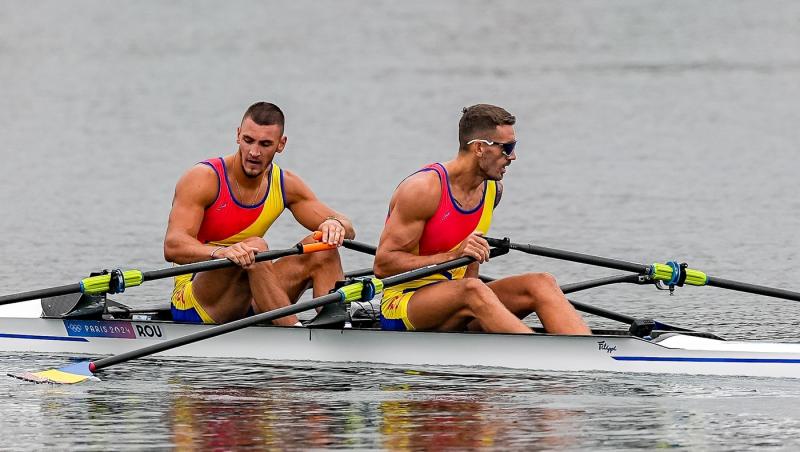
[477,124,517,181]
[236,117,287,178]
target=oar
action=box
[479,273,691,333]
[484,237,800,302]
[0,232,332,306]
[9,248,506,384]
[342,239,676,330]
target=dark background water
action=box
[1,0,799,449]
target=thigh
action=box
[405,280,477,331]
[485,274,536,319]
[190,267,253,320]
[270,254,315,303]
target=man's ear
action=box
[276,135,288,153]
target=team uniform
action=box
[380,163,496,331]
[171,157,286,323]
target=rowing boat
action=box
[3,237,800,383]
[2,296,800,379]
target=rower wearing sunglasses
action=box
[374,104,590,335]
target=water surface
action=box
[1,0,799,449]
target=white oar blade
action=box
[7,361,98,384]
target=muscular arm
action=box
[373,172,490,278]
[163,165,222,264]
[283,170,356,242]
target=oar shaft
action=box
[92,292,343,371]
[560,274,643,294]
[485,237,800,303]
[567,299,636,324]
[0,283,82,306]
[92,253,480,372]
[707,276,800,302]
[489,239,649,274]
[342,239,377,256]
[0,241,331,306]
[142,247,302,282]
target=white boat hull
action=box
[2,316,800,378]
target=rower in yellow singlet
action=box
[164,102,356,325]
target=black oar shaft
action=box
[497,240,649,274]
[0,245,306,307]
[93,292,342,371]
[707,276,800,302]
[344,239,681,329]
[567,299,635,324]
[342,239,377,256]
[560,274,643,294]
[92,254,477,372]
[485,237,800,303]
[142,247,301,281]
[0,283,82,306]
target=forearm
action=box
[164,235,222,264]
[373,249,459,279]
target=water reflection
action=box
[5,355,800,450]
[155,366,596,450]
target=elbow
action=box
[373,255,389,279]
[163,239,178,263]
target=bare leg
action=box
[406,278,532,334]
[487,273,591,335]
[250,234,344,325]
[183,234,345,325]
[190,266,254,323]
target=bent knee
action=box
[524,272,558,288]
[458,278,498,308]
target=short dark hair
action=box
[242,102,285,132]
[458,104,516,150]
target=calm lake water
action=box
[1,0,800,449]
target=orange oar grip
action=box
[312,231,323,241]
[302,242,337,253]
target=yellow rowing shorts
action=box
[171,274,216,324]
[380,291,417,331]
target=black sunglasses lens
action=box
[501,141,516,156]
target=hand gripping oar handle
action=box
[0,232,334,306]
[484,236,800,302]
[88,247,507,373]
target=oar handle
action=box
[0,232,335,305]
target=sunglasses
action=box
[467,139,517,157]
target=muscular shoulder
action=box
[174,163,219,208]
[390,169,441,221]
[280,168,315,205]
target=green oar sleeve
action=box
[338,278,384,302]
[80,270,144,295]
[650,263,707,286]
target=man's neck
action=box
[444,154,485,193]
